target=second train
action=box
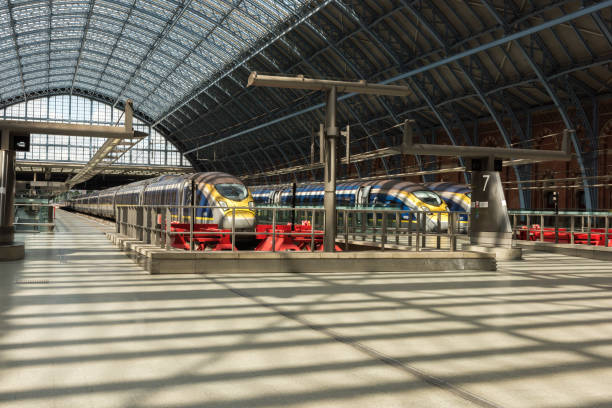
[250,179,452,232]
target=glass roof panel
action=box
[0,0,312,119]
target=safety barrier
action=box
[509,210,612,247]
[115,204,468,252]
[13,203,56,232]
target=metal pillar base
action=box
[470,231,513,248]
[0,226,14,245]
[0,242,24,261]
[462,244,522,261]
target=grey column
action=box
[0,147,16,245]
[323,87,338,252]
[469,170,512,248]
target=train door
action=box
[355,186,372,207]
[180,179,192,223]
[272,190,282,206]
[355,185,371,232]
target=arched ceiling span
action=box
[0,0,316,120]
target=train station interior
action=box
[0,1,611,407]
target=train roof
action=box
[425,182,471,194]
[251,179,432,193]
[192,172,245,185]
[71,172,249,199]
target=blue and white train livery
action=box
[425,182,471,231]
[425,182,471,212]
[251,180,449,232]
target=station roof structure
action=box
[0,0,610,205]
[15,160,188,177]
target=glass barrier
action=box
[14,202,56,232]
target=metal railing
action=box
[509,210,612,247]
[13,203,56,232]
[115,204,469,252]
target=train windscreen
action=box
[216,184,248,201]
[413,190,443,206]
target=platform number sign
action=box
[482,174,490,192]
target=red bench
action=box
[168,223,237,251]
[517,225,612,247]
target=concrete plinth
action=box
[0,241,24,261]
[106,232,497,274]
[516,240,612,261]
[462,243,522,260]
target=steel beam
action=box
[16,160,189,175]
[69,0,96,96]
[248,72,413,96]
[0,121,146,139]
[6,0,26,102]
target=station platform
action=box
[2,209,612,407]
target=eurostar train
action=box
[69,172,256,231]
[425,182,471,212]
[251,180,449,232]
[425,182,471,231]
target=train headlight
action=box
[248,201,254,210]
[218,201,228,208]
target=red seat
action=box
[169,223,222,250]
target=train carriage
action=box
[69,172,255,233]
[425,182,471,212]
[251,179,449,232]
[425,182,471,232]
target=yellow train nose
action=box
[223,208,254,217]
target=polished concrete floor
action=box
[1,210,612,407]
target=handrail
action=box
[509,209,612,216]
[113,204,468,253]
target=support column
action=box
[469,170,512,248]
[323,87,338,252]
[463,157,522,260]
[0,150,16,245]
[0,129,25,261]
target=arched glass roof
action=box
[0,0,312,119]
